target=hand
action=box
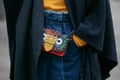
[72,34,87,47]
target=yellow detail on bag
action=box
[44,34,57,51]
[45,34,57,44]
[44,42,54,51]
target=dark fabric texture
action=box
[3,0,118,80]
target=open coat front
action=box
[3,0,118,80]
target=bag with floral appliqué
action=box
[41,29,70,56]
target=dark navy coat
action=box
[3,0,118,80]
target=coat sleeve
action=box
[3,0,23,62]
[74,0,106,51]
[98,0,118,79]
[74,0,118,79]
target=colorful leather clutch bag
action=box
[42,29,70,56]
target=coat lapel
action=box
[15,0,34,79]
[32,0,44,69]
[64,0,76,30]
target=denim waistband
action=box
[44,10,70,22]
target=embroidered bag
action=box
[41,28,70,56]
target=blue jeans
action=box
[37,10,82,80]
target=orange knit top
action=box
[44,0,67,12]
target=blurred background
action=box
[0,0,120,80]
